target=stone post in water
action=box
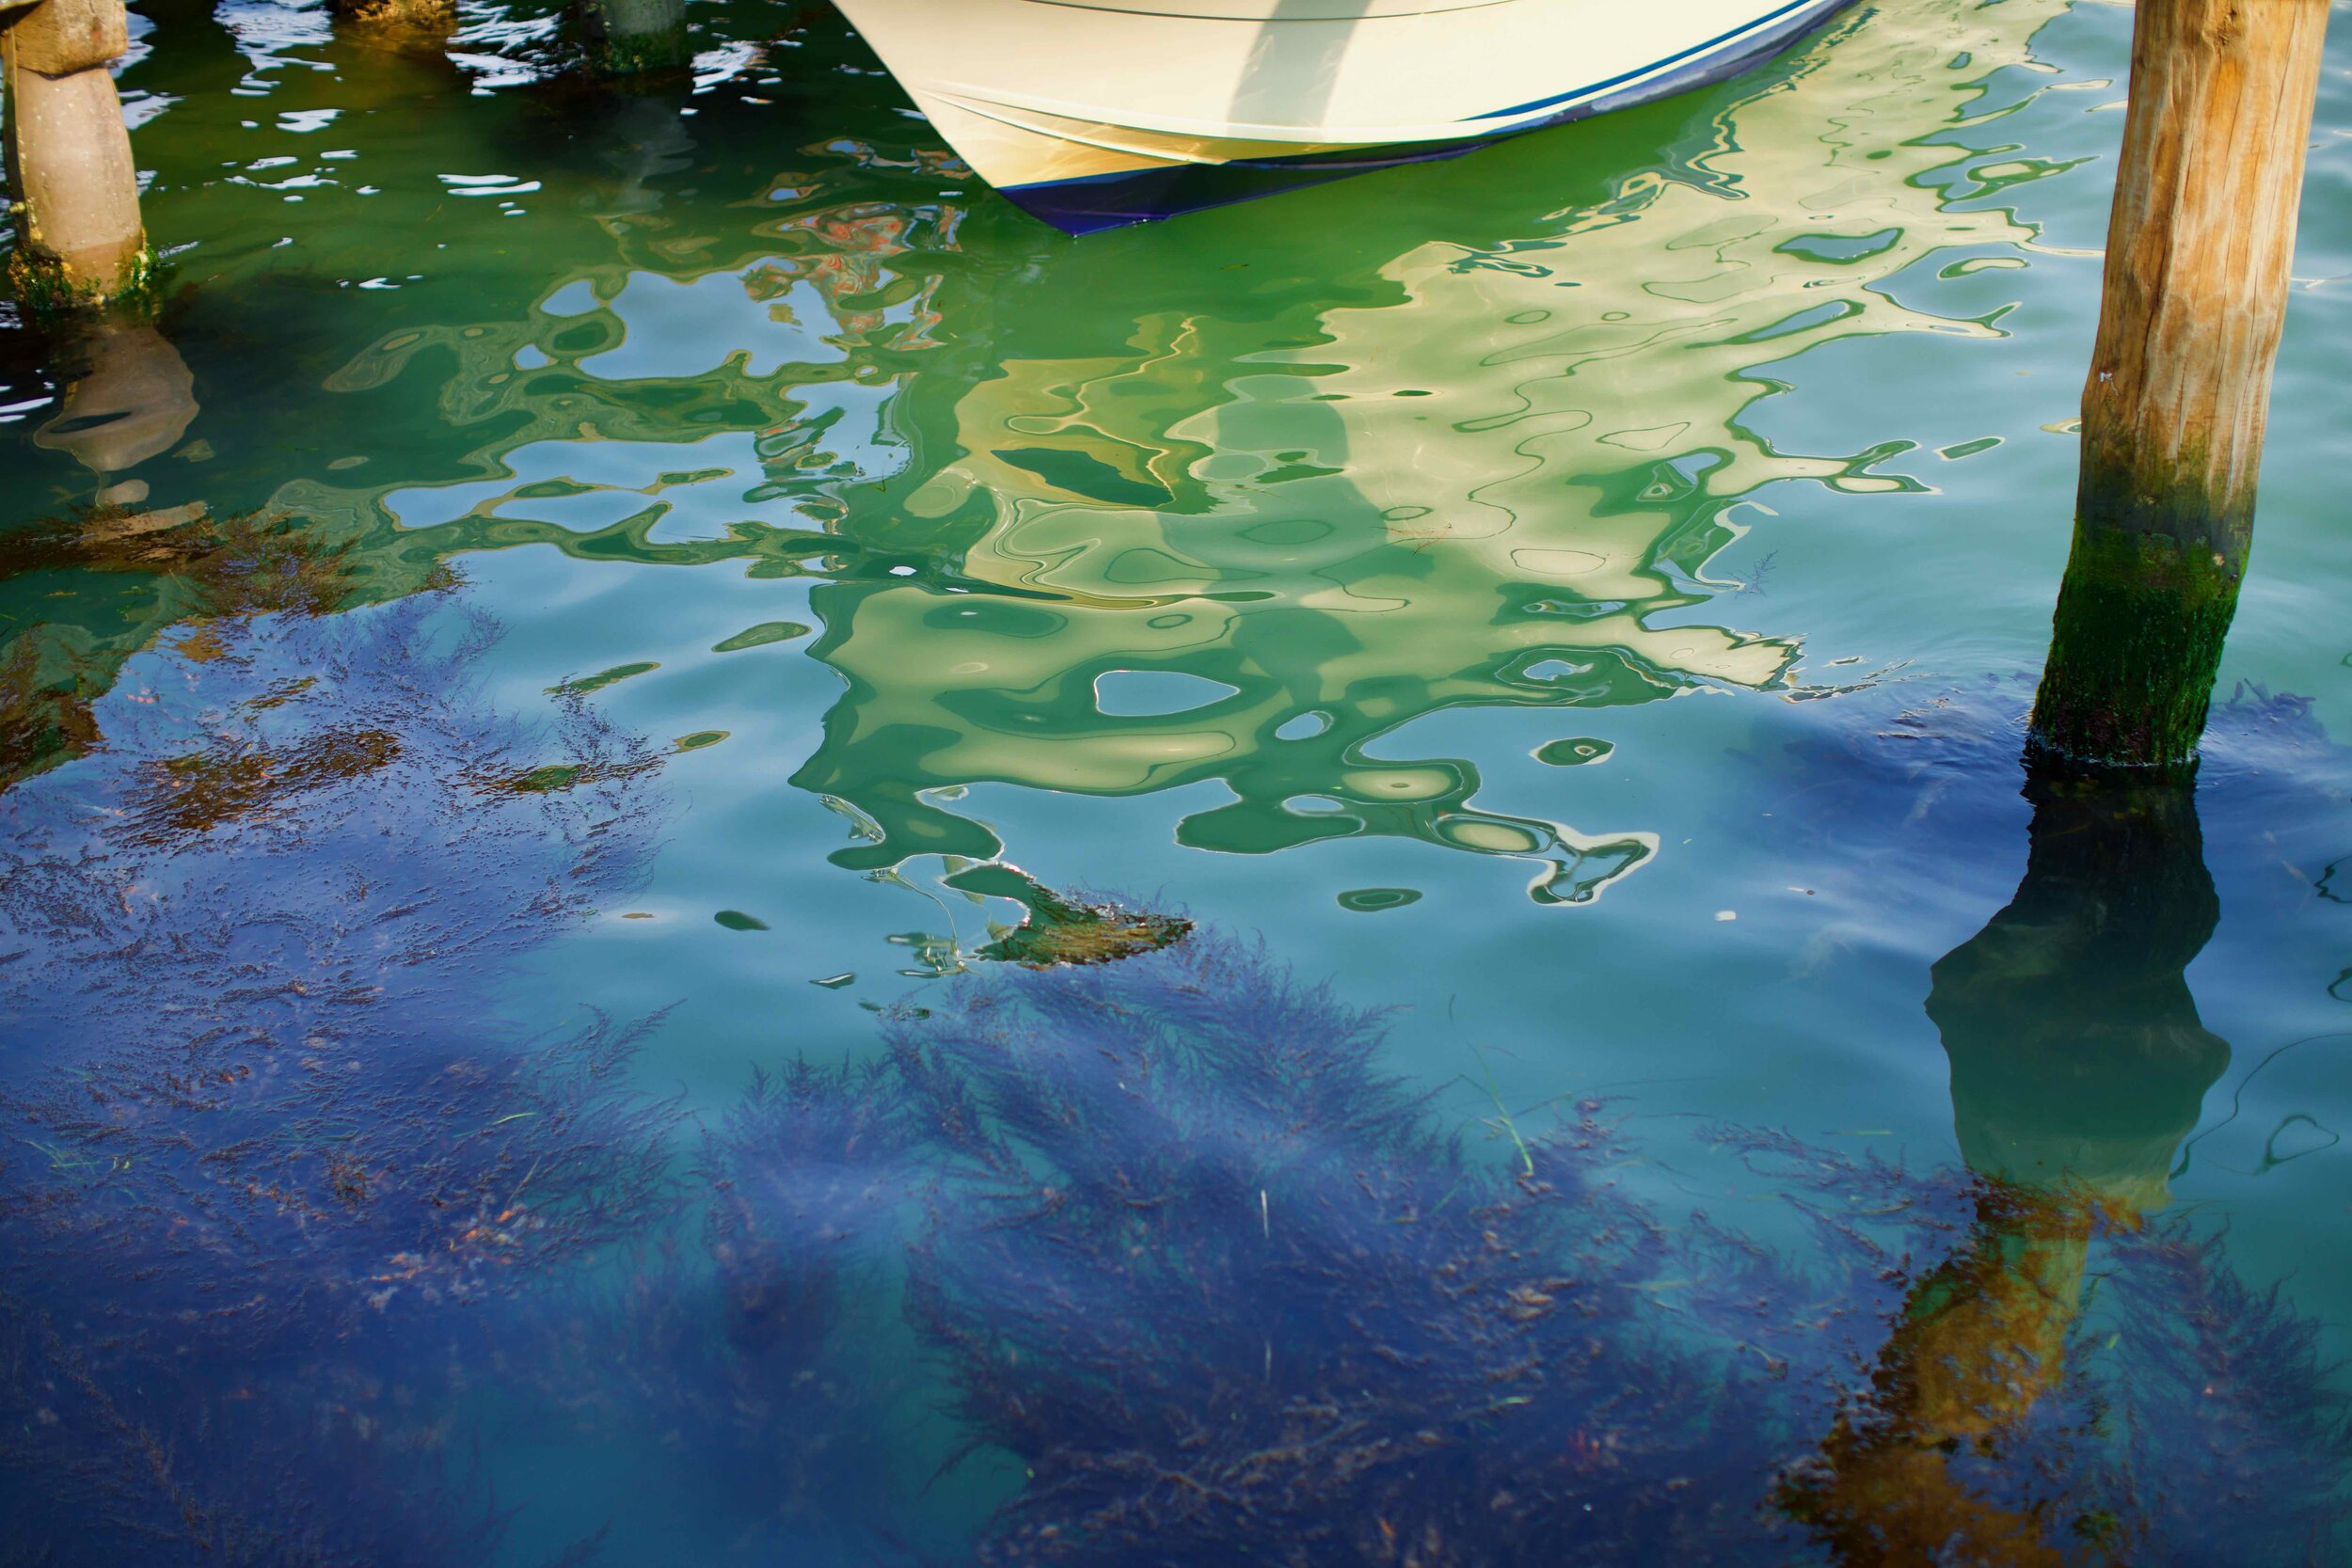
[1,0,150,309]
[2030,0,2330,768]
[579,0,688,77]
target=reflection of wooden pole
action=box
[2,0,149,308]
[1788,1187,2087,1568]
[1792,768,2227,1562]
[1929,769,2224,1204]
[2031,0,2330,768]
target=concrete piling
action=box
[2,0,149,309]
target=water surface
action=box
[5,2,2352,1561]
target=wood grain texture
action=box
[2033,0,2330,768]
[2077,0,2328,547]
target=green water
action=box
[8,0,2352,1560]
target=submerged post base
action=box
[2028,516,2244,771]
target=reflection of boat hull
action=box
[827,0,1859,233]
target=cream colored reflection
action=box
[36,320,200,514]
[818,0,2067,897]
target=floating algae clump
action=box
[0,506,380,792]
[947,863,1191,968]
[0,505,363,617]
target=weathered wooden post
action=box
[1,0,151,309]
[2031,0,2331,769]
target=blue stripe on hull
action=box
[1001,0,1858,236]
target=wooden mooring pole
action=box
[1,0,149,309]
[2031,0,2332,769]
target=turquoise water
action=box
[7,1,2352,1561]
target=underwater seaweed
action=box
[6,601,2342,1567]
[0,1285,555,1568]
[0,633,100,793]
[0,598,675,1334]
[0,505,388,800]
[2063,1221,2352,1567]
[1740,1141,2352,1567]
[0,595,677,1564]
[522,1058,941,1568]
[689,926,2352,1567]
[883,935,1858,1568]
[0,507,362,621]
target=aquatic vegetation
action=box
[973,896,1190,969]
[0,597,675,1323]
[946,865,1193,969]
[687,930,2352,1567]
[0,1287,550,1568]
[705,936,1912,1565]
[1743,681,2352,1564]
[691,1060,936,1557]
[524,1058,941,1567]
[0,670,2344,1568]
[1,602,2344,1565]
[1768,1169,2352,1568]
[473,751,665,797]
[6,245,164,324]
[126,721,404,839]
[0,508,375,797]
[0,505,361,618]
[886,938,1826,1567]
[2073,1220,2352,1567]
[0,595,676,1562]
[0,633,98,791]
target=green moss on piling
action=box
[6,245,163,321]
[2029,464,2251,773]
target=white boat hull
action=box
[827,0,1860,231]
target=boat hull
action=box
[828,0,1862,233]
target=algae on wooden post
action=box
[2031,0,2331,768]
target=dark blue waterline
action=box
[1470,0,1845,121]
[1001,0,1863,235]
